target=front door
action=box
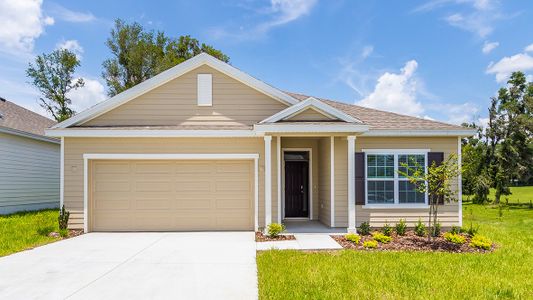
[284,152,309,218]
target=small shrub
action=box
[465,222,479,237]
[36,226,54,236]
[382,222,393,236]
[358,222,371,235]
[414,219,426,237]
[345,233,361,244]
[450,225,461,235]
[529,200,532,209]
[443,232,466,244]
[431,222,442,237]
[58,205,70,230]
[395,219,407,236]
[59,228,69,238]
[267,223,286,237]
[372,232,392,244]
[363,240,378,249]
[469,235,492,250]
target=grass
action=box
[0,209,60,257]
[463,186,533,205]
[257,201,533,299]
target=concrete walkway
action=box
[256,234,343,251]
[0,232,257,300]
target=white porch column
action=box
[264,135,272,229]
[458,137,463,227]
[277,136,282,224]
[60,137,64,208]
[347,136,356,232]
[330,136,335,227]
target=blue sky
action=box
[1,0,532,125]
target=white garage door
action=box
[90,160,254,231]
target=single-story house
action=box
[46,53,475,232]
[0,98,60,214]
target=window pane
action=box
[367,181,395,204]
[398,154,425,177]
[399,181,425,203]
[367,154,394,179]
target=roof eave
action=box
[362,129,477,137]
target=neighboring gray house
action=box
[0,98,60,214]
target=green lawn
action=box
[257,202,533,299]
[463,186,533,204]
[0,209,61,257]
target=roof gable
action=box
[53,53,299,128]
[282,107,338,122]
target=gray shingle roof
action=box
[0,98,56,136]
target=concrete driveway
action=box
[0,232,257,299]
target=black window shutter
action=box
[427,152,445,204]
[355,152,365,205]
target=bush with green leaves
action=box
[395,219,407,236]
[372,232,392,244]
[59,228,69,238]
[414,219,426,237]
[469,235,492,250]
[358,221,371,235]
[363,240,378,249]
[267,223,285,237]
[58,205,70,231]
[465,222,479,237]
[431,222,442,237]
[443,232,466,244]
[450,225,461,234]
[345,233,361,244]
[382,223,393,236]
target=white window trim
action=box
[363,149,430,208]
[82,153,259,233]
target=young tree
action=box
[102,19,230,97]
[399,155,460,241]
[26,49,84,122]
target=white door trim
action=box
[82,153,260,233]
[281,148,313,220]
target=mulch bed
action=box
[48,229,84,239]
[331,232,494,253]
[256,232,296,242]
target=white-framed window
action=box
[365,150,428,206]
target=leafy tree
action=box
[26,49,84,122]
[461,122,491,203]
[102,19,229,96]
[399,155,460,241]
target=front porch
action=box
[283,220,347,234]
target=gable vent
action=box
[197,74,212,106]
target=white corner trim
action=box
[82,153,260,233]
[52,53,298,129]
[362,129,477,137]
[361,204,430,209]
[264,136,272,228]
[254,124,369,133]
[347,136,356,230]
[259,97,361,124]
[46,129,261,138]
[60,137,64,208]
[330,136,335,227]
[458,136,463,227]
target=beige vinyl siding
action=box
[64,137,265,229]
[281,137,320,219]
[284,108,336,121]
[0,133,59,214]
[354,137,460,227]
[90,159,253,231]
[334,137,348,227]
[318,137,331,226]
[83,65,288,127]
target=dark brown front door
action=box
[284,160,309,218]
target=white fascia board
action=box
[0,126,60,144]
[53,53,298,129]
[83,153,259,160]
[45,129,261,138]
[362,129,477,137]
[260,97,362,124]
[254,124,369,133]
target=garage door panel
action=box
[91,159,253,231]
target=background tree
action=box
[102,19,230,97]
[399,155,460,241]
[26,49,84,122]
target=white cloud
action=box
[49,4,96,23]
[56,39,84,59]
[67,78,107,113]
[434,102,479,124]
[209,0,317,40]
[356,60,424,116]
[361,45,374,59]
[0,0,54,55]
[482,41,499,54]
[486,53,533,82]
[524,43,533,53]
